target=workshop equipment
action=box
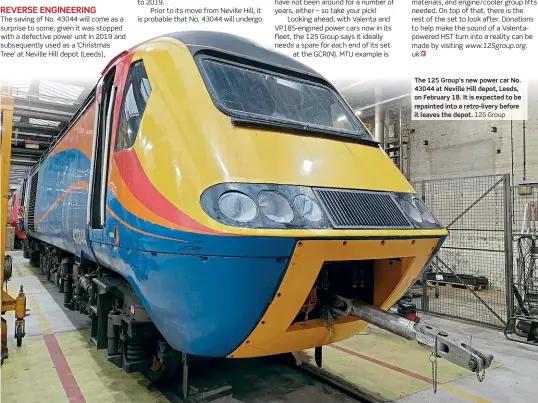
[1,83,28,364]
[397,300,420,323]
[507,189,538,346]
[5,226,15,251]
[505,316,538,345]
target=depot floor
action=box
[1,252,536,403]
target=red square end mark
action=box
[421,50,427,57]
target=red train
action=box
[8,191,26,248]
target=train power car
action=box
[20,31,493,389]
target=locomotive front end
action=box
[115,32,447,360]
[201,183,447,358]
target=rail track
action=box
[298,363,380,403]
[158,354,380,403]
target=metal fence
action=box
[511,185,538,318]
[410,174,513,328]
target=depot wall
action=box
[408,82,538,184]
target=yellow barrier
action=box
[1,83,27,364]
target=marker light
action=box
[294,194,323,222]
[401,199,423,223]
[414,197,437,224]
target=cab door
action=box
[87,67,117,244]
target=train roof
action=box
[162,31,326,81]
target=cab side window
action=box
[115,61,152,152]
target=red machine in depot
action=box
[8,191,26,247]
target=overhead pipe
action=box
[340,79,370,93]
[15,104,73,117]
[11,139,51,146]
[14,122,62,132]
[10,158,37,166]
[11,148,43,156]
[374,87,385,147]
[14,108,71,123]
[355,93,411,113]
[523,119,526,180]
[12,130,53,139]
[10,163,33,169]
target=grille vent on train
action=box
[27,173,39,232]
[314,188,412,229]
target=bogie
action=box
[23,238,180,384]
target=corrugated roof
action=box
[38,81,84,106]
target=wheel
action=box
[145,353,180,384]
[30,253,39,268]
[39,255,45,272]
[15,325,24,347]
[144,343,181,385]
[42,255,51,281]
[4,255,13,282]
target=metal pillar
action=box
[503,174,514,323]
[398,106,403,172]
[1,84,14,269]
[374,87,385,147]
[417,180,430,313]
[1,83,27,363]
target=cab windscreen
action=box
[199,58,371,139]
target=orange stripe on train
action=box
[114,148,223,235]
[48,103,95,160]
[35,181,89,225]
[108,159,199,233]
[106,207,188,243]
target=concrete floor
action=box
[2,251,537,403]
[396,314,537,403]
[1,252,169,403]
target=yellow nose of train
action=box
[104,31,447,358]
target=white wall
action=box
[409,82,538,184]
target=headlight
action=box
[201,183,331,229]
[294,195,323,222]
[395,193,442,229]
[258,191,294,223]
[218,192,257,222]
[400,199,423,223]
[413,197,437,224]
